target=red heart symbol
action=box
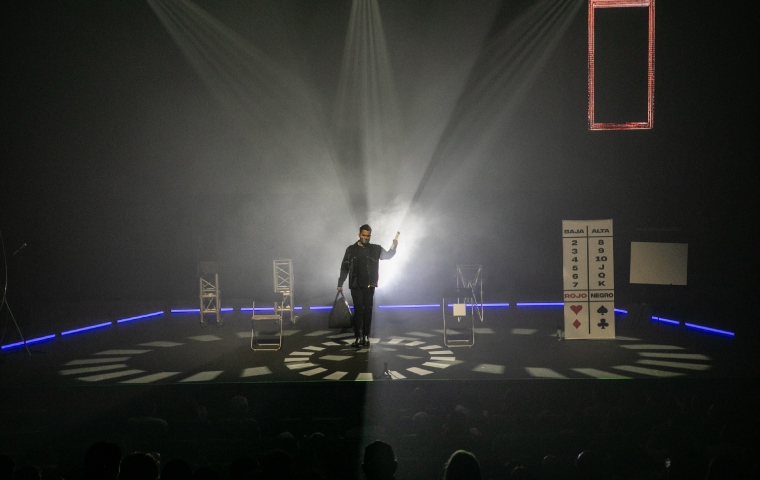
[570,305,583,314]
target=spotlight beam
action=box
[146,0,345,197]
[408,0,583,216]
[333,0,402,223]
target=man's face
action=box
[358,230,371,245]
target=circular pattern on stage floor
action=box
[282,336,460,381]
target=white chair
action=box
[441,288,476,347]
[250,301,283,351]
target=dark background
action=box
[1,0,756,336]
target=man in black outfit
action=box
[338,224,398,348]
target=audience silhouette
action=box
[117,452,160,480]
[362,440,397,480]
[443,450,482,480]
[83,441,121,480]
[1,382,759,480]
[161,458,193,480]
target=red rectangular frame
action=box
[588,0,655,130]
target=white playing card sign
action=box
[562,219,615,339]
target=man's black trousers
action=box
[350,287,375,339]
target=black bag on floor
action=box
[328,291,353,328]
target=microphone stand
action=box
[1,233,32,357]
[0,294,31,356]
[381,362,396,380]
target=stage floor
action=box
[0,306,748,386]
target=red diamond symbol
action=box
[573,319,581,329]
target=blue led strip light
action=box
[1,334,56,350]
[442,303,510,308]
[379,304,439,309]
[650,316,736,336]
[164,303,736,337]
[518,304,625,312]
[171,308,236,313]
[651,316,680,326]
[310,306,354,311]
[61,322,112,336]
[116,311,164,324]
[685,323,735,337]
[516,302,564,307]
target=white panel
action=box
[423,362,452,369]
[525,367,567,378]
[60,364,128,375]
[78,369,145,382]
[572,368,630,379]
[95,350,150,355]
[181,371,224,382]
[472,364,505,374]
[65,357,130,365]
[122,372,180,384]
[637,359,710,370]
[612,365,684,377]
[630,242,688,285]
[406,367,434,376]
[286,363,316,370]
[188,335,222,342]
[241,367,272,377]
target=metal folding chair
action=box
[250,301,283,351]
[441,265,484,348]
[442,288,477,347]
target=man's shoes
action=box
[351,338,362,348]
[362,336,370,347]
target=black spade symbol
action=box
[596,305,608,315]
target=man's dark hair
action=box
[118,452,160,480]
[359,224,372,233]
[363,440,397,479]
[444,450,481,480]
[84,441,122,480]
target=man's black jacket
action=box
[338,242,396,289]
